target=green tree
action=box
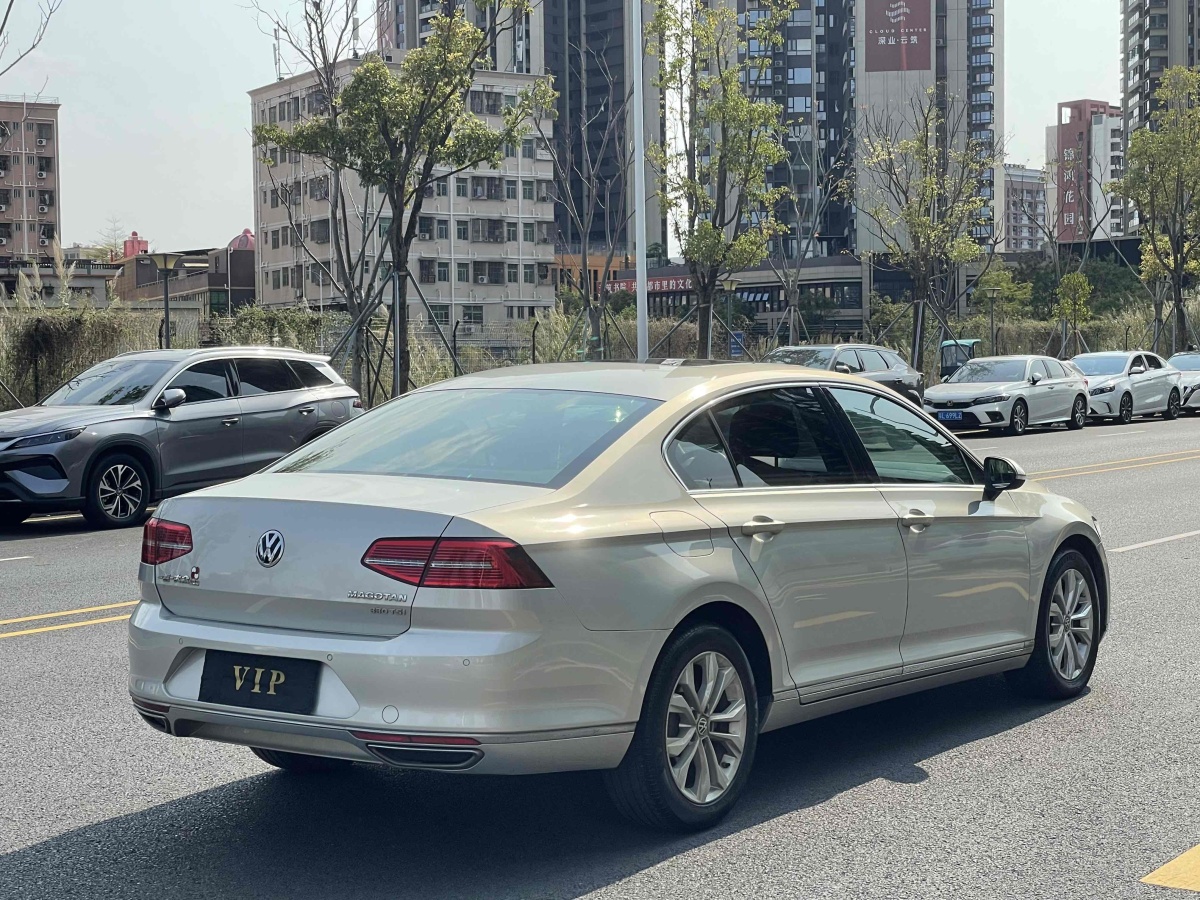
[1056,271,1093,356]
[857,87,1002,367]
[646,0,792,357]
[256,7,538,396]
[1114,67,1200,351]
[973,263,1032,319]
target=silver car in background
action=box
[1072,351,1182,423]
[1166,351,1200,412]
[129,362,1108,832]
[923,355,1089,435]
[0,347,361,528]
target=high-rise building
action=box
[1121,0,1197,138]
[1003,164,1046,253]
[1044,100,1125,244]
[854,0,1005,253]
[0,95,60,260]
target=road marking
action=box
[972,446,998,451]
[0,613,131,640]
[1036,452,1200,481]
[0,555,31,562]
[1107,429,1146,436]
[1032,448,1200,476]
[1110,530,1200,554]
[0,600,138,627]
[1143,844,1200,892]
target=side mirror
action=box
[1029,372,1043,385]
[1130,365,1145,375]
[834,363,852,375]
[983,456,1026,501]
[153,388,186,410]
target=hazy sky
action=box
[4,0,1121,250]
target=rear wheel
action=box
[1067,395,1087,430]
[251,747,352,774]
[1118,392,1134,424]
[0,505,29,526]
[82,453,150,529]
[1164,389,1181,420]
[604,624,758,832]
[1005,399,1028,436]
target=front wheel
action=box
[82,453,151,529]
[1164,389,1181,420]
[1067,395,1087,430]
[604,624,759,832]
[1005,399,1028,436]
[251,747,352,773]
[1118,392,1134,424]
[1005,549,1100,700]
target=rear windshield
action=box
[272,388,659,487]
[1073,355,1127,376]
[763,348,834,369]
[947,360,1026,383]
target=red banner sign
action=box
[864,0,932,73]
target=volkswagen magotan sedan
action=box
[129,362,1109,831]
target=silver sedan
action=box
[1073,351,1182,422]
[128,363,1108,831]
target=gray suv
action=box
[0,347,362,528]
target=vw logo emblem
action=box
[256,530,285,568]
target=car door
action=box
[1045,359,1077,420]
[680,386,911,695]
[1127,354,1154,413]
[233,357,309,475]
[857,348,903,398]
[1142,353,1169,410]
[1023,359,1055,424]
[154,359,244,491]
[826,387,1033,670]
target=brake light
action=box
[141,518,193,565]
[361,538,552,589]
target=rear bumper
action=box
[128,588,652,774]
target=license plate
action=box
[198,649,320,715]
[937,411,963,421]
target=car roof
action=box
[115,346,329,363]
[771,343,894,352]
[1075,351,1134,358]
[420,361,874,402]
[967,355,1039,363]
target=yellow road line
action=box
[1143,844,1200,892]
[1036,452,1200,482]
[0,613,131,640]
[1032,448,1200,477]
[0,600,138,627]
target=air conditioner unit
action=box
[477,276,488,284]
[36,171,46,179]
[0,205,6,212]
[36,138,46,146]
[38,238,49,246]
[461,324,475,335]
[0,238,7,246]
[418,233,432,241]
[0,171,7,178]
[37,205,47,213]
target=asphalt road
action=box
[3,413,1200,899]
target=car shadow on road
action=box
[0,676,1073,900]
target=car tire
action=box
[1164,389,1181,420]
[1005,549,1100,701]
[1005,399,1028,436]
[1067,395,1087,430]
[251,747,352,773]
[1118,393,1134,424]
[82,452,151,529]
[0,505,29,526]
[603,623,759,832]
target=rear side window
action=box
[1145,354,1163,370]
[236,358,302,395]
[711,387,855,487]
[858,349,888,372]
[835,350,863,373]
[1047,359,1069,379]
[882,351,907,369]
[667,414,738,490]
[167,360,230,403]
[288,360,336,388]
[1032,360,1051,380]
[273,388,659,488]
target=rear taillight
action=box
[141,517,193,565]
[361,538,552,589]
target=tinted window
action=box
[1169,353,1200,371]
[1045,359,1068,379]
[835,350,863,373]
[167,360,230,403]
[1073,355,1128,376]
[763,347,834,369]
[1032,360,1051,381]
[1145,354,1163,370]
[882,351,907,369]
[830,388,972,485]
[1130,355,1147,372]
[273,388,658,488]
[667,413,738,490]
[858,349,889,372]
[711,387,855,487]
[41,359,173,407]
[236,358,302,395]
[947,360,1027,383]
[288,360,335,388]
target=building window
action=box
[503,142,516,158]
[429,304,450,326]
[521,138,535,159]
[506,179,517,199]
[271,230,280,250]
[457,261,470,282]
[437,261,449,282]
[281,267,290,287]
[506,221,518,242]
[523,222,534,242]
[456,219,469,240]
[436,177,448,196]
[418,216,434,239]
[522,180,534,201]
[462,304,483,325]
[507,263,518,283]
[310,218,331,244]
[418,259,437,283]
[455,177,468,197]
[437,219,449,239]
[523,263,534,284]
[271,269,281,290]
[281,228,290,246]
[270,189,279,208]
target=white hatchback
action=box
[1072,351,1182,423]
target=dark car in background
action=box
[0,347,361,528]
[763,343,925,405]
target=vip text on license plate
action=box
[198,649,320,715]
[937,411,963,421]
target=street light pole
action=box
[144,252,185,350]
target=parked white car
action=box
[923,355,1089,436]
[1167,351,1200,412]
[1072,351,1182,423]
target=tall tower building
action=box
[1121,0,1197,136]
[1044,100,1125,244]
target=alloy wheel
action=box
[98,464,143,521]
[1010,401,1027,435]
[1120,394,1133,423]
[1048,568,1093,681]
[665,651,747,805]
[1073,397,1086,427]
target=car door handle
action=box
[222,417,240,426]
[900,511,934,531]
[741,516,786,537]
[298,406,315,416]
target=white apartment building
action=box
[249,53,555,326]
[1003,164,1046,253]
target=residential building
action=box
[0,258,119,307]
[1044,100,1125,244]
[111,232,257,318]
[0,95,60,260]
[253,54,555,324]
[1004,165,1047,253]
[1121,0,1196,139]
[854,0,1006,253]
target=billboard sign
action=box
[864,0,932,73]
